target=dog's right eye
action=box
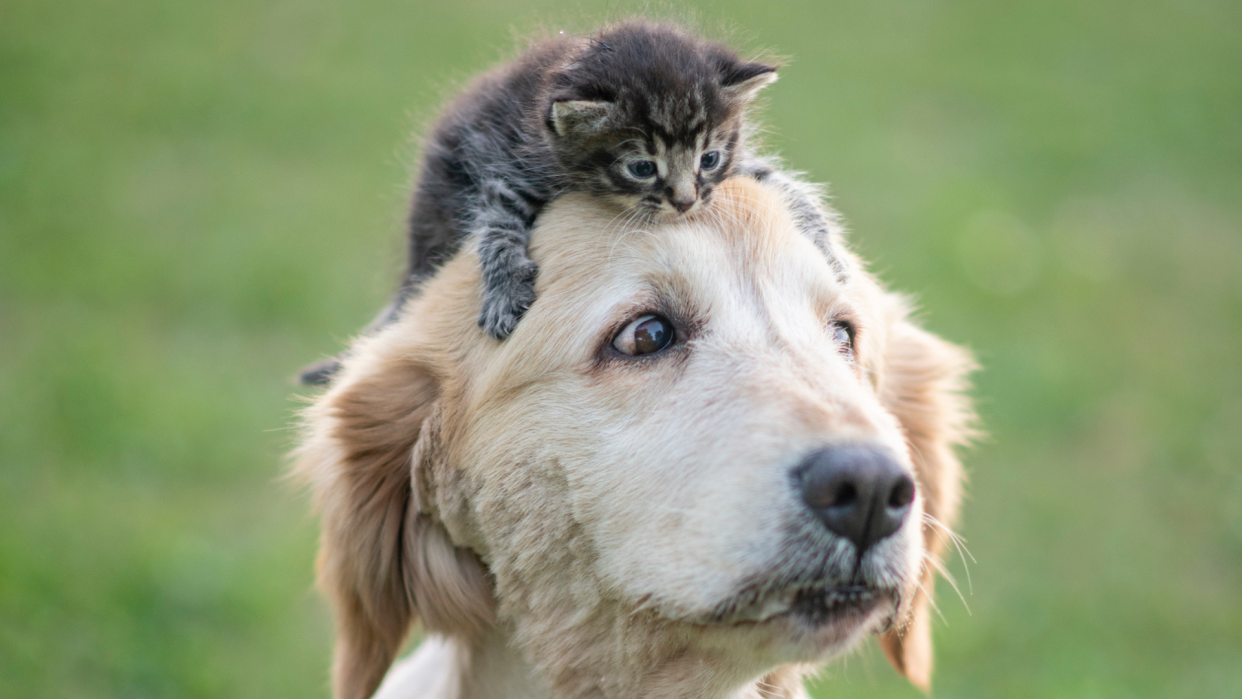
[613,315,675,356]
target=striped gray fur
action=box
[299,21,844,386]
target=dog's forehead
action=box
[453,178,857,432]
[527,179,842,328]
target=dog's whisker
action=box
[913,578,948,627]
[931,533,974,598]
[923,512,975,594]
[924,551,971,615]
[922,513,974,560]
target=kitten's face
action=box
[607,128,732,219]
[546,25,777,221]
[550,96,764,221]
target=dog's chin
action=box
[701,585,900,662]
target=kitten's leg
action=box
[738,157,850,282]
[475,179,540,340]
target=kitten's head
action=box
[544,22,778,219]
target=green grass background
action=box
[2,0,1239,696]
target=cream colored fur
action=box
[294,178,975,699]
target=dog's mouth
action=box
[725,584,894,629]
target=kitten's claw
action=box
[478,263,538,340]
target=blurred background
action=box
[2,0,1239,696]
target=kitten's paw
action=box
[478,263,539,340]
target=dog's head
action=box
[296,178,974,699]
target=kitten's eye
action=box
[830,320,856,359]
[700,151,721,170]
[613,314,675,356]
[628,160,657,178]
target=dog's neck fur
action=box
[373,630,810,699]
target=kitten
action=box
[299,21,845,386]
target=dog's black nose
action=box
[796,445,915,552]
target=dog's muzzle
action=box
[795,444,916,554]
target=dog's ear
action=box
[296,350,494,699]
[877,316,975,691]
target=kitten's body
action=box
[299,22,844,386]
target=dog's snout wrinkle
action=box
[796,445,915,554]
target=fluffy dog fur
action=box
[294,177,975,699]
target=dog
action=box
[294,177,975,699]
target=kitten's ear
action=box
[721,62,778,105]
[550,100,614,137]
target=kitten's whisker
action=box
[602,208,637,255]
[601,203,637,239]
[605,205,646,260]
[705,191,754,231]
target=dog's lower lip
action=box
[787,585,882,626]
[726,584,886,626]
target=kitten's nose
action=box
[668,182,697,213]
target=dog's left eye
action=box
[614,315,675,356]
[831,320,855,359]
